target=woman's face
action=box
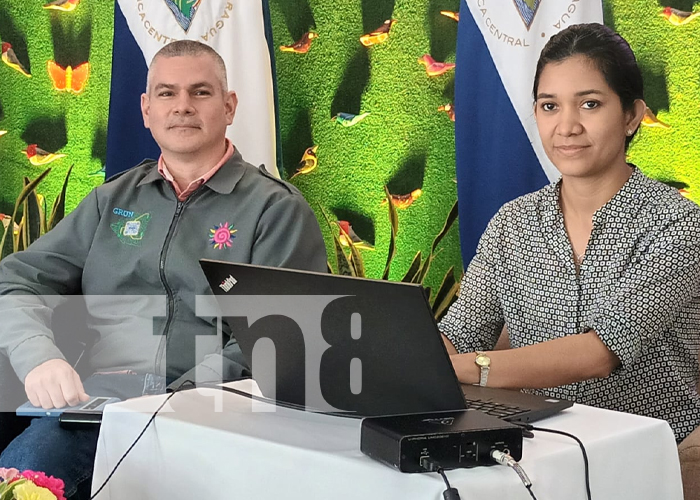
[534,55,642,179]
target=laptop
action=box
[200,259,572,423]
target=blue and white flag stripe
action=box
[455,0,603,265]
[106,0,278,178]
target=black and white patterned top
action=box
[440,167,700,442]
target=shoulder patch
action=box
[104,158,157,184]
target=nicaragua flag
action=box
[106,0,279,178]
[455,0,603,264]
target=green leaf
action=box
[417,201,459,284]
[0,168,50,259]
[25,178,43,245]
[344,230,366,278]
[0,478,28,500]
[432,267,461,321]
[16,217,26,253]
[48,165,73,230]
[320,207,354,276]
[0,223,12,261]
[429,201,458,257]
[382,185,399,280]
[401,251,422,282]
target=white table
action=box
[92,381,683,500]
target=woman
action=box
[440,23,700,442]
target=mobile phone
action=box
[16,396,121,418]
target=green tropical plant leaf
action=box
[15,218,26,253]
[25,177,43,246]
[343,227,366,278]
[430,201,459,257]
[0,168,51,259]
[48,165,73,230]
[401,251,422,282]
[320,207,354,276]
[382,186,399,280]
[415,201,459,284]
[431,266,460,320]
[0,224,12,261]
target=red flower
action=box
[20,471,65,500]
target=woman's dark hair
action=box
[533,23,644,148]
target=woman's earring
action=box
[626,129,633,136]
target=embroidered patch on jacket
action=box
[209,222,237,249]
[111,213,151,246]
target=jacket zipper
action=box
[154,187,204,376]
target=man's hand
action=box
[24,359,90,409]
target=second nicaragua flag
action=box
[106,0,278,178]
[455,0,603,264]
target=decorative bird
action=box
[280,32,318,54]
[332,112,370,127]
[440,11,460,21]
[337,221,374,250]
[641,107,670,129]
[42,0,80,11]
[22,144,66,166]
[660,6,700,25]
[1,43,31,77]
[438,104,455,122]
[47,61,90,94]
[290,145,318,179]
[360,19,397,46]
[89,164,106,177]
[0,130,6,138]
[382,189,423,209]
[418,54,455,77]
[0,214,19,235]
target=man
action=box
[0,41,327,498]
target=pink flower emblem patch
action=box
[209,222,237,249]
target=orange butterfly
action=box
[47,60,90,94]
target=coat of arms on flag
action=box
[165,0,201,32]
[513,0,541,29]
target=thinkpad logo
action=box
[219,275,237,292]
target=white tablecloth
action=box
[92,381,683,500]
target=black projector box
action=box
[360,410,523,473]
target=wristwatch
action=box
[474,351,491,387]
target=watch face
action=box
[475,354,490,367]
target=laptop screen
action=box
[200,259,467,416]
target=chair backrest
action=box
[0,352,30,453]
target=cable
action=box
[90,380,363,498]
[90,380,195,499]
[196,381,364,419]
[421,457,461,500]
[528,425,592,500]
[490,449,538,500]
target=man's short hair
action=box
[146,40,228,93]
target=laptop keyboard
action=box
[464,396,529,419]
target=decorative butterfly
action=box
[47,60,90,94]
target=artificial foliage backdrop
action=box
[0,0,699,291]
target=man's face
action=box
[141,54,237,161]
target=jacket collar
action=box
[137,148,247,195]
